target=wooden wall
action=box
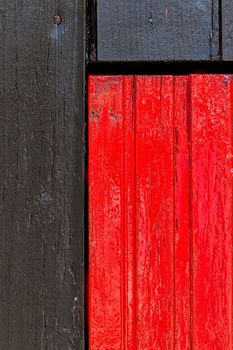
[1,0,233,349]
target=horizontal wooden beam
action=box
[96,0,220,61]
[222,0,233,60]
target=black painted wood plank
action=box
[0,0,85,349]
[222,0,233,60]
[96,0,220,61]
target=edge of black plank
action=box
[86,0,97,61]
[0,0,85,349]
[87,61,233,75]
[222,0,233,60]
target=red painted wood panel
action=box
[88,75,233,350]
[88,76,132,350]
[191,75,233,349]
[135,76,174,349]
[173,76,191,350]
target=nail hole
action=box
[54,15,62,25]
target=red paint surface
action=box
[135,77,174,349]
[88,75,233,349]
[174,77,191,350]
[191,75,233,349]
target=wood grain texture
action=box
[88,76,134,350]
[0,0,85,349]
[191,75,233,349]
[135,76,174,349]
[89,75,233,349]
[174,77,191,350]
[222,0,233,59]
[96,0,220,61]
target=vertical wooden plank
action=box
[96,0,220,61]
[89,76,134,349]
[0,0,85,348]
[222,1,233,59]
[191,75,233,348]
[135,76,174,349]
[88,76,124,350]
[174,77,191,350]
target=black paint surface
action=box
[222,0,233,60]
[96,0,220,61]
[0,0,85,349]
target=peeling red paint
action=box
[88,75,233,350]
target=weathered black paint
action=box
[0,0,85,349]
[96,0,220,61]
